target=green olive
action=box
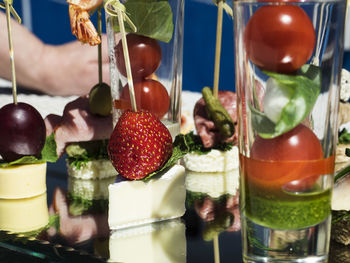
[88,82,112,116]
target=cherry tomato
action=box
[250,124,324,191]
[251,124,323,161]
[120,79,170,119]
[115,34,162,79]
[244,5,315,73]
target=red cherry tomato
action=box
[250,124,324,191]
[251,124,323,161]
[244,5,315,73]
[115,34,162,79]
[120,79,170,119]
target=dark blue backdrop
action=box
[7,0,350,93]
[10,0,235,93]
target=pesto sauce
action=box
[244,189,331,230]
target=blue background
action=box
[9,0,235,94]
[7,0,350,93]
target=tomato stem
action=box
[213,0,223,99]
[5,1,17,104]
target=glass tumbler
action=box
[233,0,346,262]
[105,0,184,139]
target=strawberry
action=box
[107,110,173,180]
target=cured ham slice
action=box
[194,91,238,148]
[44,96,113,157]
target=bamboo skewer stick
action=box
[97,7,103,84]
[116,9,137,112]
[5,1,17,104]
[213,0,224,99]
[213,235,221,263]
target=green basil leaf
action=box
[112,0,174,43]
[251,65,321,138]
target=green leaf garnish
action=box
[0,134,58,168]
[251,64,321,138]
[68,193,109,216]
[112,0,174,43]
[14,215,60,239]
[142,133,233,180]
[66,140,109,170]
[202,211,233,241]
[339,128,350,144]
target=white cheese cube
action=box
[109,219,186,263]
[68,175,116,201]
[185,169,239,198]
[66,159,118,180]
[182,146,239,173]
[108,165,186,230]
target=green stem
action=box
[334,164,350,183]
[97,7,103,84]
[5,2,17,104]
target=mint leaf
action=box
[143,135,188,180]
[0,134,58,167]
[66,140,109,170]
[0,156,40,168]
[112,0,174,43]
[40,133,58,163]
[251,64,321,138]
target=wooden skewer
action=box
[116,7,137,112]
[5,1,17,104]
[213,0,224,99]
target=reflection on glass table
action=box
[1,157,348,262]
[0,158,243,263]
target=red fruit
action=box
[115,34,162,79]
[244,5,315,73]
[107,110,173,180]
[120,79,170,119]
[0,102,46,162]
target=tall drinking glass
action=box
[105,0,184,139]
[233,1,346,262]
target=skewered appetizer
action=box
[107,110,186,229]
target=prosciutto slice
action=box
[45,96,113,157]
[194,91,238,148]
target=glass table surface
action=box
[0,154,347,263]
[0,157,244,263]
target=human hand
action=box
[38,35,110,96]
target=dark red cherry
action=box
[0,102,46,162]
